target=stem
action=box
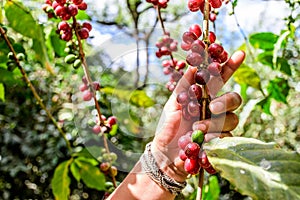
[0,27,72,153]
[72,17,117,187]
[197,1,211,200]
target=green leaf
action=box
[267,77,289,104]
[249,32,279,50]
[49,28,67,57]
[0,68,18,85]
[77,161,106,191]
[4,1,40,39]
[204,137,300,200]
[272,30,290,68]
[257,51,273,68]
[76,10,91,20]
[257,96,272,115]
[102,87,155,108]
[277,57,291,75]
[0,83,5,102]
[51,159,73,200]
[233,64,262,91]
[75,156,98,166]
[70,162,81,182]
[202,176,220,200]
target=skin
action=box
[107,50,246,200]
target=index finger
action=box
[207,50,246,97]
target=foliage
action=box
[0,0,299,199]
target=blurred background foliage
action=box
[0,0,299,199]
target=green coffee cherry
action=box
[64,47,71,54]
[191,130,204,145]
[6,61,17,71]
[64,54,77,64]
[16,53,25,61]
[73,59,82,69]
[7,52,14,60]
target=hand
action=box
[151,50,246,182]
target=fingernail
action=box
[193,122,206,132]
[210,101,224,113]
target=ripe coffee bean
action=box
[82,90,92,101]
[184,158,200,175]
[207,62,222,76]
[77,2,87,10]
[198,151,210,168]
[188,0,204,12]
[219,50,228,63]
[187,100,201,117]
[208,43,224,58]
[178,134,191,150]
[209,0,222,8]
[186,52,203,66]
[177,91,189,106]
[92,124,101,134]
[182,31,198,44]
[68,4,78,16]
[195,69,210,85]
[93,81,101,90]
[181,41,192,51]
[189,24,202,38]
[78,27,89,39]
[188,84,202,100]
[208,31,216,43]
[182,107,192,120]
[82,22,92,31]
[179,149,188,161]
[79,83,88,92]
[72,0,83,5]
[191,40,205,54]
[58,21,71,31]
[205,165,217,174]
[107,116,117,127]
[100,162,110,172]
[185,142,200,159]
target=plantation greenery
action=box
[0,0,299,199]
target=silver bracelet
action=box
[140,142,187,195]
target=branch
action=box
[0,26,72,153]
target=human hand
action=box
[151,50,246,182]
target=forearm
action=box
[106,161,175,200]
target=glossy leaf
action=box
[70,162,81,182]
[233,64,262,91]
[204,137,300,200]
[76,160,106,191]
[4,1,41,40]
[267,77,289,104]
[249,32,279,50]
[51,159,73,200]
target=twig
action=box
[72,17,117,187]
[0,26,72,153]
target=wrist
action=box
[151,142,188,183]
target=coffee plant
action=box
[0,0,299,199]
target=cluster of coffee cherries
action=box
[155,33,187,91]
[42,0,92,41]
[181,24,228,77]
[178,130,216,175]
[146,0,170,8]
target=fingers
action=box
[209,92,242,115]
[207,50,246,97]
[174,66,197,94]
[193,112,239,133]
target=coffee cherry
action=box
[77,2,87,10]
[208,43,224,58]
[107,116,117,127]
[93,81,100,90]
[175,60,186,70]
[184,158,200,175]
[61,31,73,41]
[188,84,202,100]
[82,22,92,31]
[187,100,201,117]
[82,76,88,84]
[207,62,222,76]
[100,162,110,172]
[208,31,216,43]
[73,59,82,69]
[219,50,228,63]
[78,27,89,39]
[182,107,192,120]
[186,52,204,66]
[178,134,191,150]
[110,166,118,177]
[79,83,88,92]
[182,31,198,44]
[198,151,210,168]
[176,91,189,106]
[185,142,200,159]
[209,0,222,8]
[55,5,67,17]
[64,54,77,64]
[188,0,204,12]
[56,0,67,5]
[191,130,204,144]
[82,90,93,101]
[205,165,217,174]
[189,24,202,38]
[58,21,71,31]
[179,149,188,161]
[195,69,210,85]
[92,124,101,134]
[181,41,191,51]
[67,4,78,16]
[72,0,83,5]
[191,40,205,54]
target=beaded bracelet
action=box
[140,142,187,195]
